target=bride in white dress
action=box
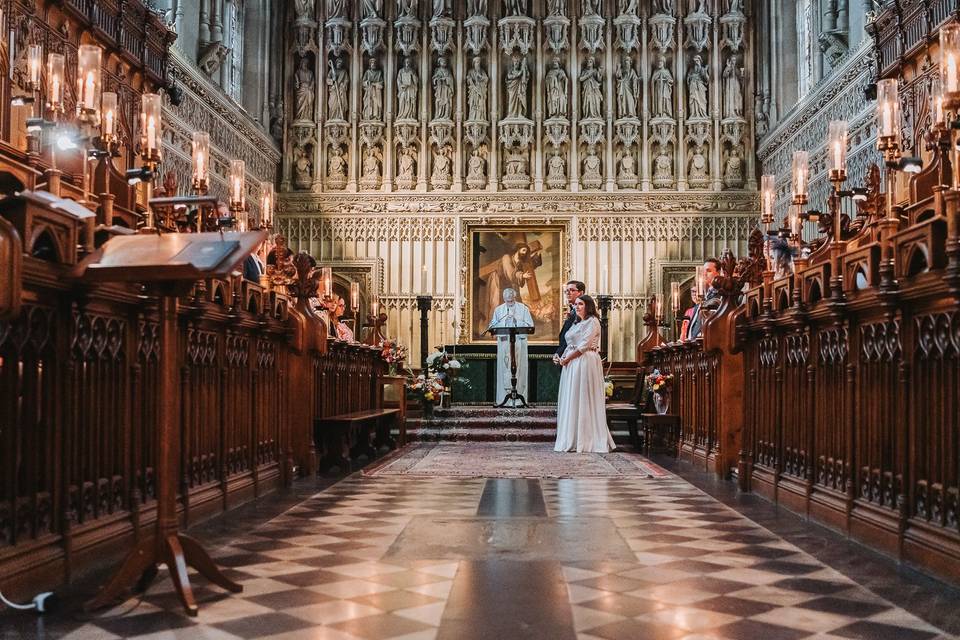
[554,295,616,453]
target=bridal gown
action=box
[554,316,616,453]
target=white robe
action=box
[490,301,534,406]
[555,317,616,453]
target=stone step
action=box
[408,426,559,442]
[432,407,558,419]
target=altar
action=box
[440,343,561,405]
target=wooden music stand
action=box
[75,230,266,616]
[487,325,535,408]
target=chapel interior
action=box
[2,0,960,638]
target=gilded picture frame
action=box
[466,224,566,344]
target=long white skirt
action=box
[554,351,616,453]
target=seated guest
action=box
[687,258,720,341]
[333,297,354,342]
[242,243,266,283]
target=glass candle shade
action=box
[100,91,117,141]
[46,52,65,113]
[934,92,946,125]
[828,120,848,177]
[371,298,380,319]
[321,267,333,298]
[941,24,960,101]
[141,93,162,159]
[653,294,664,323]
[77,44,101,113]
[792,151,809,202]
[877,79,900,141]
[229,159,245,209]
[761,174,775,225]
[671,281,680,313]
[260,181,274,227]
[695,265,705,297]
[27,44,42,88]
[350,282,360,313]
[191,131,210,192]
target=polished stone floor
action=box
[3,452,960,640]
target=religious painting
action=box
[467,225,565,344]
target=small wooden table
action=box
[641,413,681,457]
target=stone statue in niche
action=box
[326,56,349,121]
[467,147,487,188]
[468,0,487,16]
[269,100,285,141]
[617,151,638,188]
[296,0,315,20]
[362,146,382,183]
[294,145,313,189]
[505,54,530,119]
[431,146,453,186]
[755,93,770,137]
[722,55,743,119]
[652,55,674,118]
[688,143,709,185]
[726,0,742,13]
[653,148,673,187]
[618,0,638,15]
[581,145,602,188]
[362,58,384,121]
[397,146,417,187]
[467,57,489,122]
[579,56,603,120]
[294,55,315,122]
[432,0,451,18]
[723,146,744,188]
[654,0,672,14]
[691,0,707,13]
[397,0,417,18]
[582,0,601,16]
[327,145,347,181]
[433,56,454,121]
[547,0,565,16]
[616,54,640,119]
[362,0,383,18]
[545,57,568,119]
[397,56,419,121]
[326,0,347,19]
[687,55,709,119]
[504,0,526,16]
[547,149,566,188]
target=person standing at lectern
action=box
[553,280,585,366]
[489,288,534,407]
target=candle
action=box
[876,79,899,140]
[27,44,41,88]
[229,159,245,209]
[77,45,102,112]
[321,266,333,297]
[140,93,162,159]
[941,25,960,96]
[350,282,360,313]
[935,93,946,125]
[101,92,117,140]
[671,281,680,313]
[760,174,775,225]
[371,299,380,319]
[192,131,210,192]
[653,294,664,322]
[47,52,64,111]
[828,120,847,175]
[792,150,809,200]
[260,181,274,227]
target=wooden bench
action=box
[316,408,400,473]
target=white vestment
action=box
[489,301,534,406]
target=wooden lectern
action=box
[487,325,535,408]
[75,230,267,616]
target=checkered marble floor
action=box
[34,472,957,640]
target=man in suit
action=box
[688,258,720,340]
[553,280,585,365]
